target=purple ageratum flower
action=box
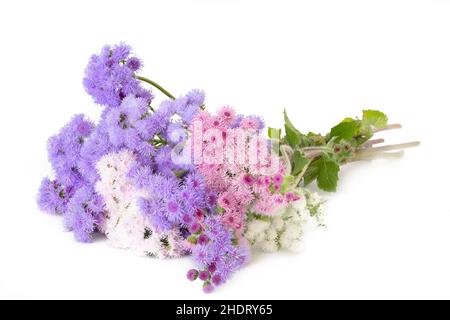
[185,172,205,191]
[126,57,141,71]
[204,216,233,248]
[189,215,250,290]
[215,244,250,283]
[187,269,199,281]
[186,89,205,107]
[138,198,172,232]
[165,197,183,223]
[192,243,216,267]
[154,146,185,178]
[249,115,265,130]
[182,213,193,226]
[149,174,180,199]
[177,89,205,123]
[203,283,214,294]
[128,164,154,189]
[64,186,105,243]
[211,274,222,286]
[78,119,117,184]
[208,264,217,273]
[120,95,149,123]
[179,172,208,214]
[37,178,70,215]
[104,99,143,149]
[198,234,209,245]
[151,99,177,130]
[190,223,201,234]
[83,43,153,108]
[166,122,186,144]
[230,114,244,128]
[180,188,206,217]
[205,192,218,213]
[198,271,209,281]
[102,96,160,162]
[47,114,94,187]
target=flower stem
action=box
[373,123,402,133]
[293,159,312,187]
[349,151,405,162]
[357,141,420,155]
[135,74,176,100]
[363,138,385,148]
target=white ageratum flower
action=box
[245,188,324,252]
[95,150,186,258]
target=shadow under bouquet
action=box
[37,44,419,293]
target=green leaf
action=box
[362,110,388,129]
[284,109,301,147]
[329,120,359,141]
[303,158,321,186]
[284,108,298,131]
[292,151,309,176]
[317,157,340,192]
[268,127,281,140]
[280,175,295,194]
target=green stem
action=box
[135,74,176,100]
[293,159,312,187]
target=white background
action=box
[0,0,449,300]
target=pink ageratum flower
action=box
[272,194,285,206]
[223,210,243,229]
[218,106,236,124]
[241,173,254,186]
[218,192,235,210]
[240,117,260,130]
[273,173,283,186]
[286,192,301,202]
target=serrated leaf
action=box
[284,109,301,147]
[317,157,340,192]
[292,151,309,176]
[329,120,358,141]
[362,110,388,129]
[268,127,281,140]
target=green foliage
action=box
[274,108,388,193]
[329,120,359,141]
[303,158,321,187]
[280,175,295,194]
[247,213,272,222]
[268,127,282,140]
[284,109,302,147]
[302,156,340,192]
[316,156,340,192]
[292,151,310,176]
[362,110,388,128]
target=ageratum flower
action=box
[83,43,153,108]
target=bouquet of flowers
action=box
[37,44,419,293]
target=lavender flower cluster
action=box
[37,44,254,292]
[38,43,346,293]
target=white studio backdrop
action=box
[0,0,449,299]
